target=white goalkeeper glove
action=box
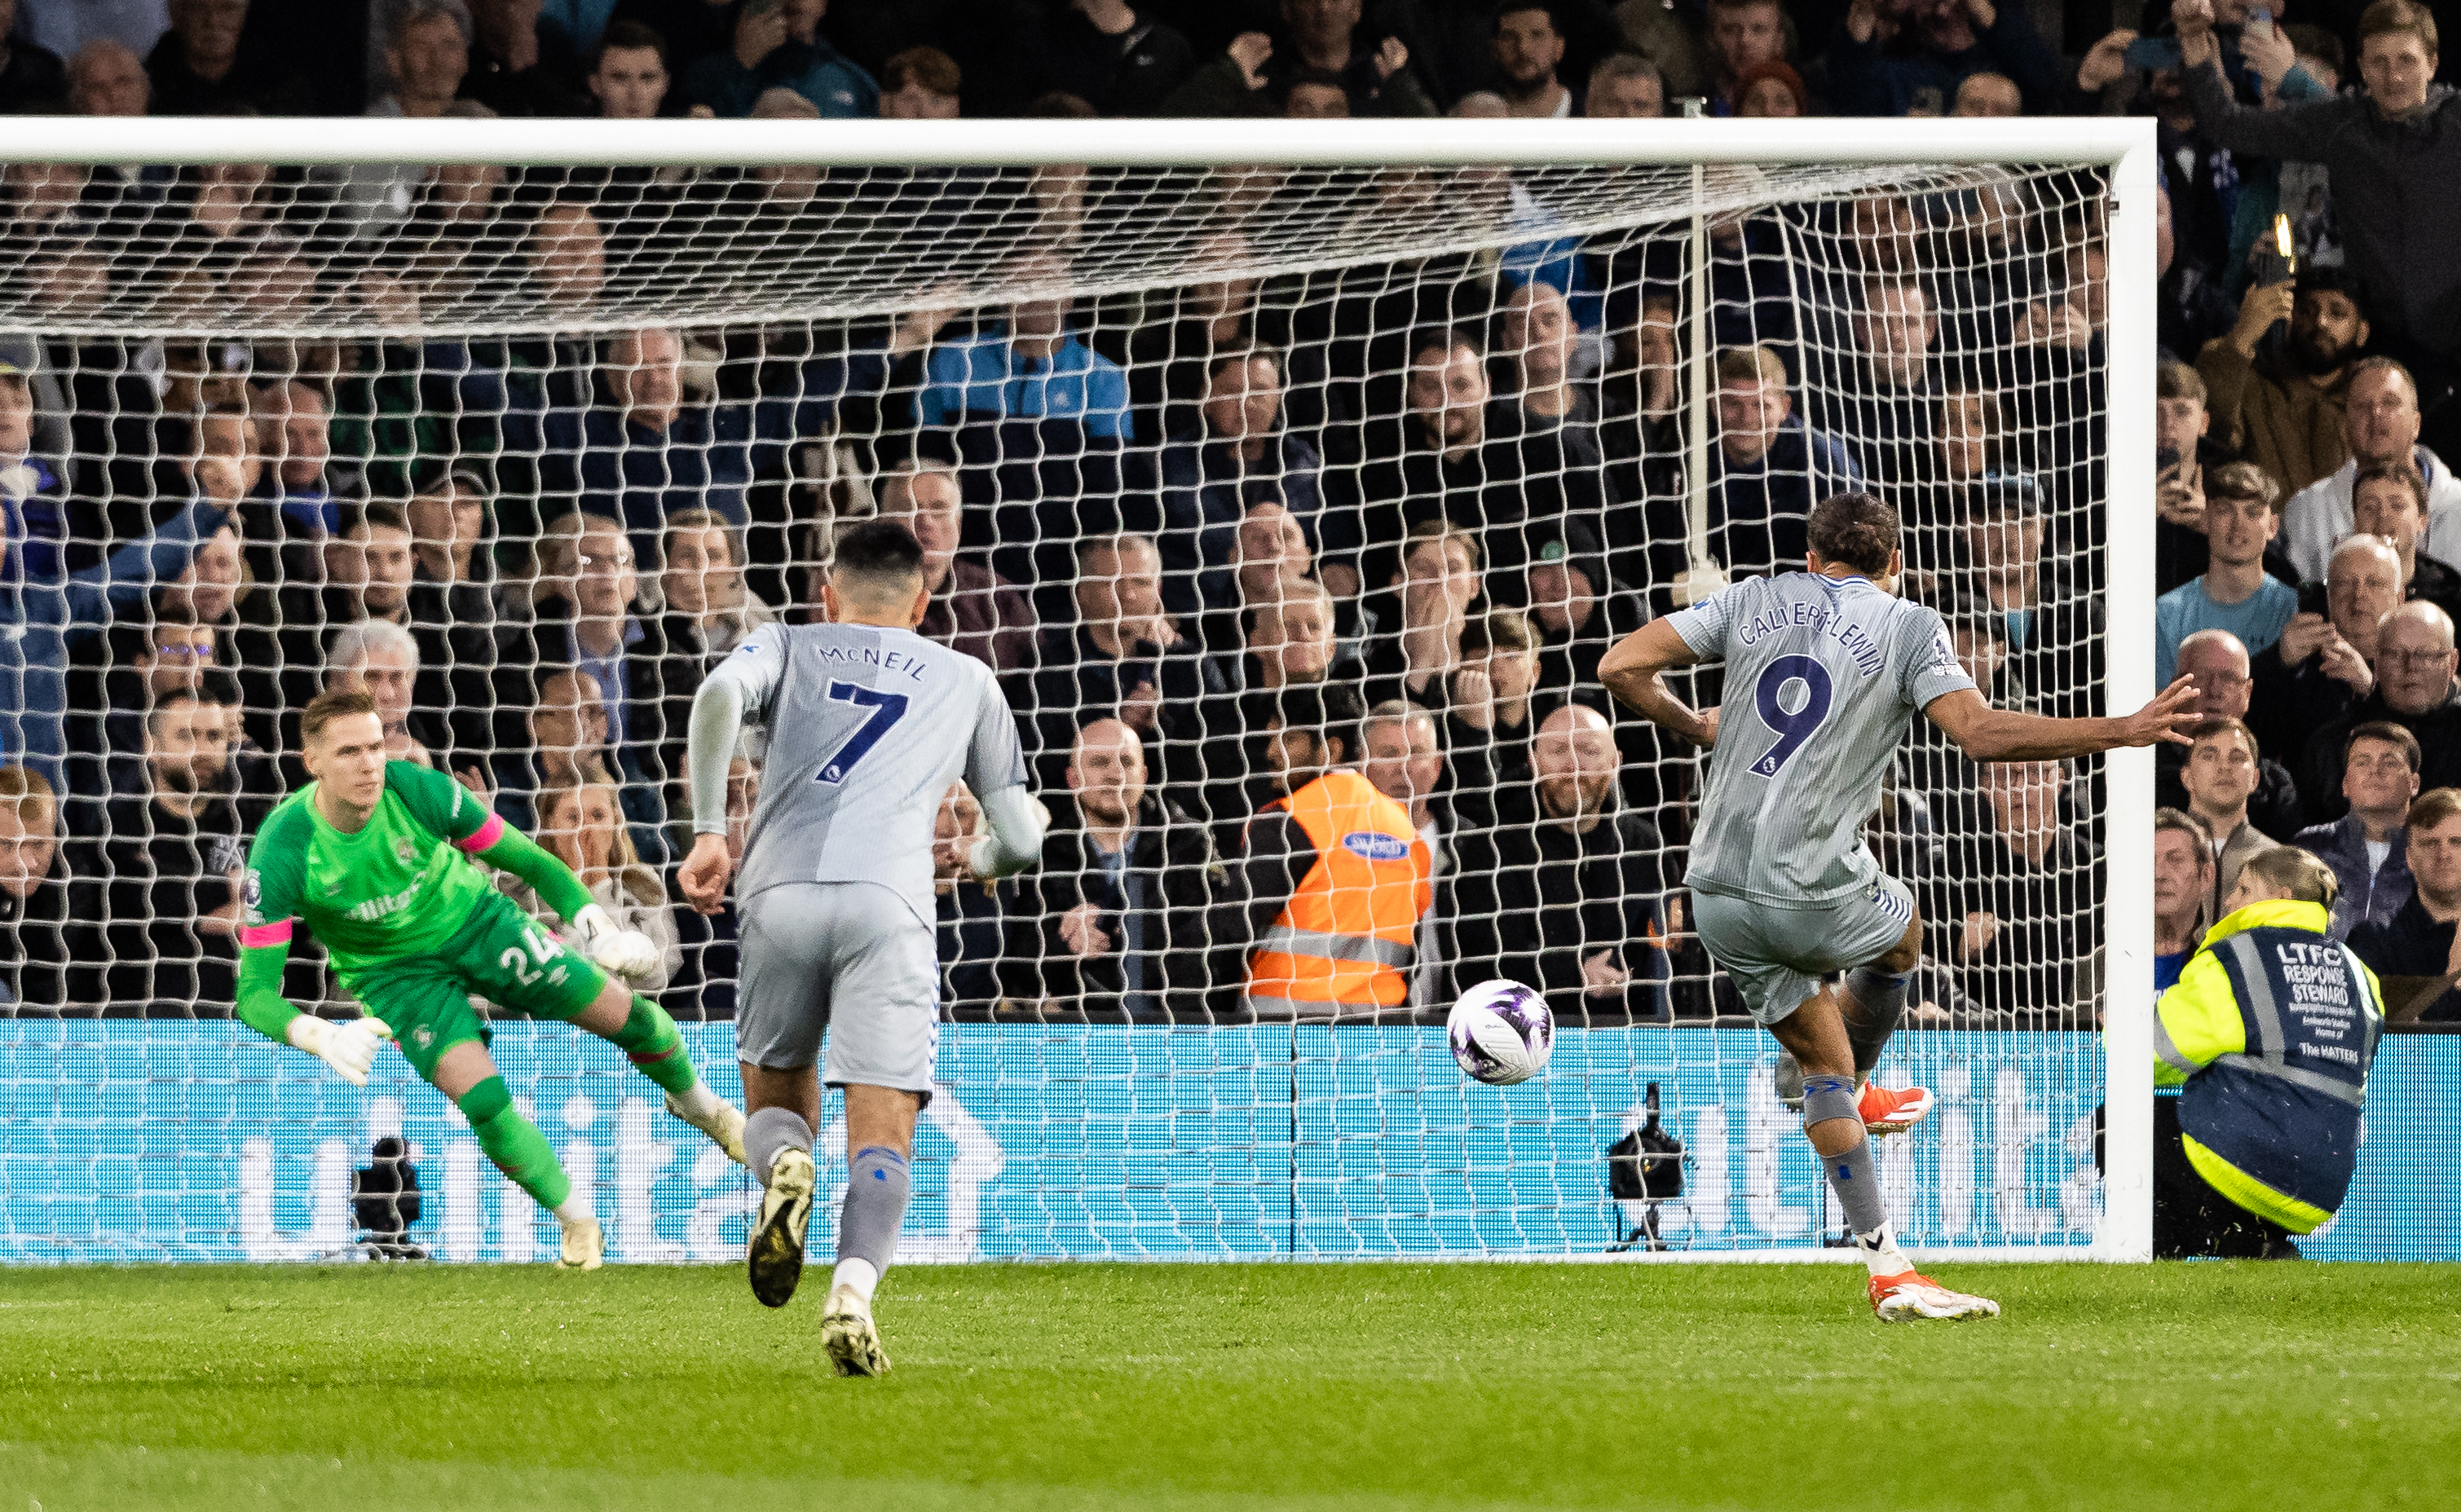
[286,1014,394,1088]
[571,903,659,985]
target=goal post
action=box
[0,114,2158,1263]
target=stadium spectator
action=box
[1239,681,1431,1022]
[879,46,959,120]
[1524,520,1647,721]
[1242,575,1350,695]
[526,196,608,315]
[2178,718,2282,924]
[1445,606,1541,798]
[321,618,448,773]
[2253,534,2399,756]
[584,18,671,118]
[1956,474,2101,717]
[2154,807,2215,990]
[1950,757,2103,1023]
[1582,51,1662,117]
[1815,276,1940,493]
[2178,0,2459,363]
[315,504,420,660]
[1039,0,1195,117]
[2157,629,2304,844]
[1491,2,1569,117]
[1359,699,1457,1009]
[685,0,876,118]
[0,1,68,112]
[1703,0,1787,115]
[1828,0,2061,118]
[1034,718,1237,1022]
[864,461,1037,685]
[1034,531,1222,803]
[496,663,611,832]
[1732,59,1807,117]
[0,765,81,1008]
[2196,268,2371,501]
[1116,229,1264,445]
[531,773,682,994]
[1162,0,1433,119]
[2294,721,2421,941]
[2153,360,2229,594]
[1492,281,1610,580]
[1355,326,1506,592]
[373,2,469,117]
[2281,359,2461,584]
[1282,65,1347,118]
[463,0,584,117]
[506,513,665,812]
[2353,459,2461,623]
[2350,787,2461,1021]
[1949,70,2018,117]
[66,36,148,114]
[404,469,501,761]
[1155,346,1327,619]
[145,0,293,114]
[2302,602,2461,822]
[541,327,755,546]
[73,607,224,793]
[2155,462,2295,687]
[1362,522,1484,715]
[930,781,1034,1016]
[1705,345,1861,577]
[1454,703,1670,1023]
[92,682,275,1010]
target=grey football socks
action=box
[833,1145,911,1303]
[743,1107,814,1184]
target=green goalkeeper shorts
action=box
[342,890,611,1084]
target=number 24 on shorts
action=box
[1749,655,1833,778]
[817,681,911,784]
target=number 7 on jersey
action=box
[817,681,911,783]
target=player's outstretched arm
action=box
[236,817,394,1084]
[476,818,662,983]
[679,666,755,915]
[967,785,1049,880]
[1923,677,2203,762]
[1598,619,1718,747]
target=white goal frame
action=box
[2,113,2159,1264]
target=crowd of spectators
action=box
[0,0,2454,1029]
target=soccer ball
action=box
[1447,980,1555,1087]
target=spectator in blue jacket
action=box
[1828,0,2062,117]
[685,0,875,118]
[2294,721,2420,940]
[1702,344,1863,577]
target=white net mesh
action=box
[0,151,2121,1259]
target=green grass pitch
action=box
[3,1263,2454,1511]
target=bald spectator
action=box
[2256,534,2403,757]
[1452,704,1671,1024]
[1951,70,2019,117]
[540,326,756,550]
[1829,0,2060,118]
[866,462,1039,687]
[2155,462,2296,687]
[1583,51,1661,117]
[2196,267,2372,500]
[2303,602,2461,823]
[2354,459,2461,624]
[67,36,148,113]
[1705,345,1862,577]
[2157,629,2304,844]
[1034,719,1238,1022]
[2282,359,2461,583]
[2294,722,2421,940]
[1361,700,1457,1010]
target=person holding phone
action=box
[2196,267,2373,500]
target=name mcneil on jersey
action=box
[1734,594,1886,677]
[800,640,932,681]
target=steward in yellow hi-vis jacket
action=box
[2154,848,2384,1258]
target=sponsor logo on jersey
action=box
[346,884,424,924]
[1340,831,1411,862]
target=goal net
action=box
[0,118,2156,1264]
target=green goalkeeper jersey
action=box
[240,761,561,977]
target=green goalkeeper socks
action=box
[611,994,699,1098]
[460,1074,574,1214]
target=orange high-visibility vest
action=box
[1243,769,1432,1020]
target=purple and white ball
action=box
[1447,979,1555,1087]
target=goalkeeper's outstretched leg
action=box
[428,1040,602,1268]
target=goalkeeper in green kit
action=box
[235,689,748,1268]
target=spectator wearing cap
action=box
[2349,787,2461,1022]
[1039,0,1195,117]
[1582,51,1661,117]
[2156,629,2304,844]
[1163,0,1434,120]
[1829,0,2062,117]
[2197,267,2372,501]
[2281,358,2461,583]
[2176,717,2282,927]
[2177,0,2460,364]
[2354,458,2461,624]
[686,0,875,117]
[2301,601,2461,824]
[2252,536,2401,758]
[1453,703,1672,1024]
[2294,721,2420,939]
[1704,345,1862,578]
[2156,461,2296,687]
[2154,808,2214,990]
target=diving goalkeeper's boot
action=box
[822,1284,891,1378]
[666,1088,748,1166]
[1869,1270,1999,1322]
[556,1214,604,1272]
[748,1145,814,1308]
[1858,1080,1934,1135]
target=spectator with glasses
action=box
[2302,602,2461,822]
[2157,629,2304,844]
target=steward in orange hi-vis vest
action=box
[1242,769,1433,1020]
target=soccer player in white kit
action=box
[1601,494,2199,1320]
[679,519,1045,1374]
